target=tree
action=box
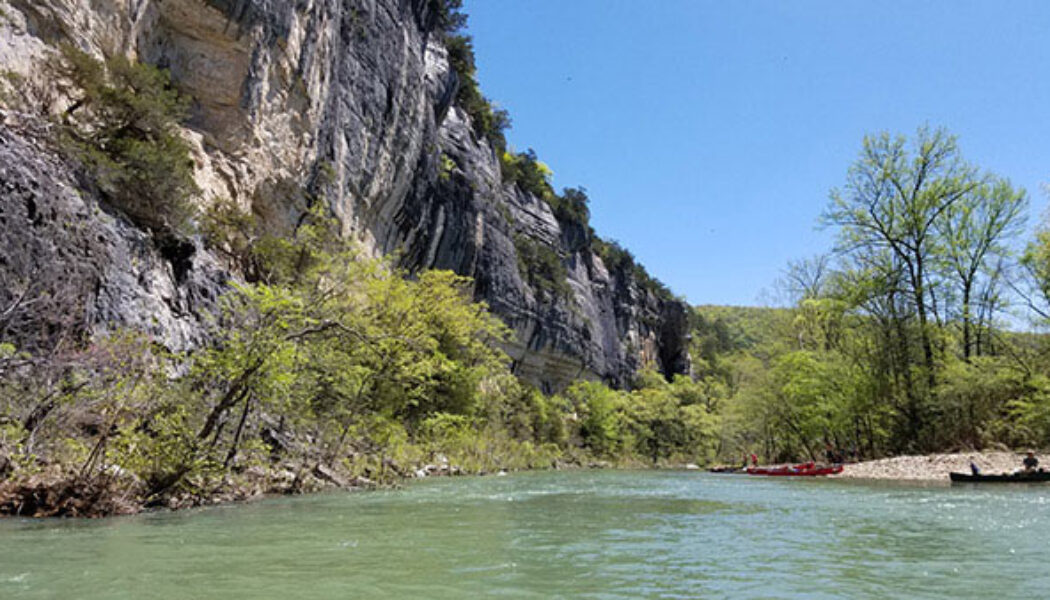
[429,0,468,34]
[823,127,980,396]
[780,254,832,303]
[935,178,1026,360]
[1020,225,1050,324]
[54,46,199,238]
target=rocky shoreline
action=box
[0,452,599,518]
[5,451,1040,517]
[832,451,1037,482]
[0,462,380,518]
[0,454,444,518]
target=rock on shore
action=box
[834,452,1034,481]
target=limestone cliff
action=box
[0,0,690,390]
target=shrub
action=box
[514,234,572,301]
[445,35,510,152]
[592,237,673,301]
[500,148,553,199]
[429,0,468,34]
[549,186,590,228]
[53,46,199,238]
[565,381,625,457]
[438,152,457,182]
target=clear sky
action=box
[461,0,1050,306]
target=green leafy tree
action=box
[823,127,979,390]
[54,46,199,237]
[822,127,985,441]
[566,381,624,457]
[935,178,1026,360]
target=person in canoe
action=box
[1023,451,1039,472]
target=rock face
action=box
[0,0,690,390]
[0,117,226,354]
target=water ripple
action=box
[3,470,1050,598]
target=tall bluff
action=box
[0,0,690,390]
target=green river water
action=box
[2,470,1048,599]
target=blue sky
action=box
[461,1,1050,306]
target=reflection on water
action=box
[3,470,1050,599]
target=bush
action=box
[592,237,673,301]
[565,381,625,457]
[549,186,590,228]
[500,148,553,199]
[563,373,720,464]
[429,0,468,34]
[514,234,572,301]
[53,46,199,237]
[445,35,510,152]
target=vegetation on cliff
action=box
[0,207,719,515]
[439,4,676,307]
[442,12,509,153]
[52,46,199,238]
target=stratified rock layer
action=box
[0,0,690,390]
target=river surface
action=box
[3,470,1049,599]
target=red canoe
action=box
[746,463,843,477]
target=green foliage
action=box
[935,178,1026,359]
[1021,227,1050,324]
[591,237,634,271]
[2,203,728,513]
[201,200,344,284]
[199,198,263,278]
[566,381,624,457]
[548,186,591,228]
[693,219,1050,464]
[445,35,510,152]
[513,234,572,301]
[0,210,560,509]
[53,46,198,237]
[682,126,1033,461]
[429,0,468,34]
[439,152,457,182]
[934,357,1032,449]
[591,237,674,302]
[818,125,1016,416]
[501,151,593,234]
[500,149,554,199]
[997,373,1050,448]
[563,374,720,464]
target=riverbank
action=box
[833,451,1033,481]
[0,460,384,518]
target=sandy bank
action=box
[833,451,1037,481]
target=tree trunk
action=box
[224,394,254,468]
[198,358,264,441]
[961,282,973,361]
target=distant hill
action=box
[692,304,795,357]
